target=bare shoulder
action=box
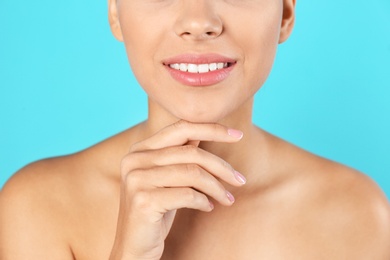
[1,151,121,259]
[0,126,141,259]
[323,166,389,258]
[289,145,390,258]
[319,162,390,231]
[255,132,390,258]
[0,156,80,259]
[312,157,389,230]
[1,154,94,208]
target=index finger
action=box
[130,120,243,152]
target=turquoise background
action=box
[0,1,389,198]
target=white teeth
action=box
[209,63,217,71]
[169,64,178,69]
[187,64,198,73]
[169,62,230,73]
[198,64,209,73]
[179,63,187,72]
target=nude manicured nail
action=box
[226,191,235,203]
[209,201,214,210]
[234,170,246,184]
[228,129,243,139]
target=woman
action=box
[1,0,389,259]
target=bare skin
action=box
[1,119,389,259]
[1,0,390,259]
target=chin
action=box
[149,93,241,124]
[172,108,230,124]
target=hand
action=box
[109,120,246,260]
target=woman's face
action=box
[109,0,295,123]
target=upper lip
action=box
[162,53,237,65]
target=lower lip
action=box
[165,64,235,87]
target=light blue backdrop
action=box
[1,1,389,198]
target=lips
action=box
[163,54,236,86]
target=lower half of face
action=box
[119,0,283,123]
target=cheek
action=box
[118,7,166,85]
[233,8,281,90]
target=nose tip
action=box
[174,2,223,41]
[180,24,223,40]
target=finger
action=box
[122,145,246,186]
[125,165,234,206]
[134,188,214,217]
[130,120,243,152]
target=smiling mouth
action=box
[166,62,235,74]
[162,54,237,86]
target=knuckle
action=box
[132,190,152,210]
[131,141,152,153]
[129,142,140,153]
[123,169,144,188]
[120,155,133,177]
[120,152,144,176]
[221,159,233,171]
[205,176,225,192]
[182,188,197,202]
[184,164,203,178]
[182,189,207,206]
[212,123,221,132]
[179,144,198,155]
[194,192,208,206]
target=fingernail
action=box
[228,129,243,139]
[234,170,246,184]
[209,201,214,210]
[226,191,235,203]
